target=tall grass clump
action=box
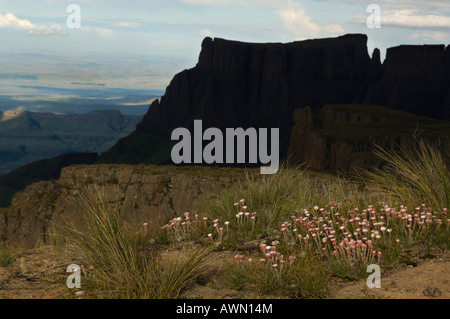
[225,248,330,298]
[204,163,379,244]
[360,139,450,253]
[0,245,20,267]
[204,164,316,240]
[62,183,212,299]
[364,140,450,210]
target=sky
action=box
[0,0,449,90]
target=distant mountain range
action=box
[0,87,163,115]
[0,109,143,175]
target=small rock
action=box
[423,287,442,298]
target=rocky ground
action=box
[0,245,448,299]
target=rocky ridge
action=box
[0,164,250,248]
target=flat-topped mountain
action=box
[98,34,450,167]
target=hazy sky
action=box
[1,0,449,89]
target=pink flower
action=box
[143,223,148,228]
[75,291,84,299]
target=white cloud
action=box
[181,0,345,38]
[114,21,142,28]
[95,27,115,39]
[82,26,115,39]
[197,29,213,36]
[0,12,36,29]
[276,2,320,37]
[276,1,344,38]
[409,31,448,41]
[0,12,67,36]
[353,1,450,29]
[323,24,345,34]
[381,9,450,28]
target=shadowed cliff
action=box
[98,34,374,166]
[97,34,450,168]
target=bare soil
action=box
[0,245,448,299]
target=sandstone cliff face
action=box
[0,165,246,249]
[287,105,450,171]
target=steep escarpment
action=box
[98,35,450,169]
[99,34,372,166]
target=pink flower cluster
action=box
[233,244,296,270]
[160,212,230,242]
[234,199,257,225]
[279,203,448,265]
